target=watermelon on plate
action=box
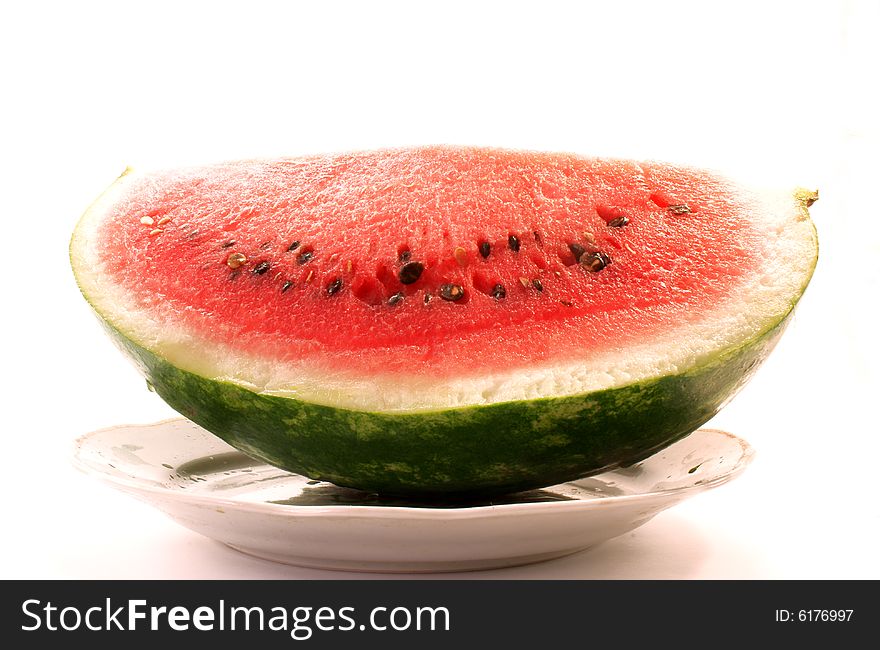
[70,146,818,497]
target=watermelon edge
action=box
[89,304,795,497]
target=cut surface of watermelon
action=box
[72,146,816,412]
[71,146,817,495]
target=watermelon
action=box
[70,146,818,497]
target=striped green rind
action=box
[101,314,789,497]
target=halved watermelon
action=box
[70,146,818,496]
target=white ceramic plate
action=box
[72,418,753,573]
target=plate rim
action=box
[71,418,755,521]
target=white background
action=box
[1,0,877,579]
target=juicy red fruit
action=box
[96,147,761,377]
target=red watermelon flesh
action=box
[91,147,764,379]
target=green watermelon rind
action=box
[71,168,818,497]
[94,302,794,497]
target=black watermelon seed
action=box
[508,234,520,252]
[424,293,432,304]
[281,280,293,293]
[439,283,465,301]
[568,242,586,261]
[398,261,424,284]
[479,241,491,258]
[398,250,412,263]
[608,216,630,228]
[253,261,271,275]
[533,231,543,245]
[297,250,314,265]
[668,204,691,215]
[326,278,343,296]
[287,240,301,252]
[221,240,236,249]
[388,292,405,306]
[490,284,506,300]
[582,251,612,272]
[532,279,544,292]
